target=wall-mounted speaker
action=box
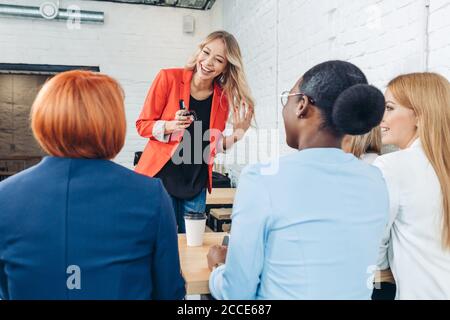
[183,15,195,34]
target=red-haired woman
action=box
[0,70,185,300]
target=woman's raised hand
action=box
[232,100,254,141]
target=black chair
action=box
[212,172,231,188]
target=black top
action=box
[155,94,213,200]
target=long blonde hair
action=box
[388,73,450,249]
[186,31,255,114]
[343,127,382,158]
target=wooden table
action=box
[178,232,227,295]
[206,188,236,205]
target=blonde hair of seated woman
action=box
[342,126,382,164]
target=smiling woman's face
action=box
[195,38,228,81]
[381,88,418,149]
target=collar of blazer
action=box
[180,68,226,131]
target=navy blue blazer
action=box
[0,157,185,300]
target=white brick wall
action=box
[429,0,450,79]
[0,0,223,168]
[222,0,450,174]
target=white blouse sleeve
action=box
[152,120,171,143]
[216,134,225,154]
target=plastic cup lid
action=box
[185,212,207,220]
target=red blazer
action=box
[135,68,229,193]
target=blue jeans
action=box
[170,189,206,234]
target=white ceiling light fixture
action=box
[39,1,59,20]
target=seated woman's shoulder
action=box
[238,153,300,183]
[0,163,42,190]
[240,156,285,179]
[375,147,416,167]
[373,148,423,181]
[115,164,163,189]
[110,166,167,206]
[240,162,263,178]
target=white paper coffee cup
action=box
[185,212,207,247]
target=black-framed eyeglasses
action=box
[280,91,316,108]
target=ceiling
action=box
[88,0,216,10]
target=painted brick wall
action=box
[429,0,450,79]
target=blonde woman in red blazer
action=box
[136,31,254,233]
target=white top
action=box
[373,139,450,300]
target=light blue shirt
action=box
[209,148,389,300]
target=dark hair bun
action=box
[332,84,385,135]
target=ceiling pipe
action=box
[0,4,104,24]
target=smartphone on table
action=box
[222,235,230,246]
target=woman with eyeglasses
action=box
[207,60,389,299]
[136,31,254,233]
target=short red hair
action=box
[31,70,126,159]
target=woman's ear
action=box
[296,96,310,119]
